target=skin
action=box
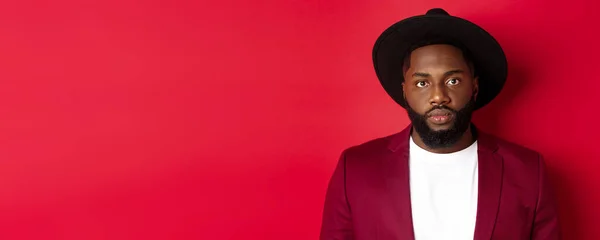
[402,44,479,153]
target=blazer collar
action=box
[385,123,503,240]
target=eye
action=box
[416,81,429,88]
[446,78,460,86]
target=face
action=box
[402,44,479,148]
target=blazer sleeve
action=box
[319,151,354,240]
[531,154,561,239]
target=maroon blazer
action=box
[320,125,560,240]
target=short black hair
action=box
[402,38,477,78]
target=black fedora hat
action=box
[372,8,507,110]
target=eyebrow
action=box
[412,69,465,78]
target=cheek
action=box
[448,91,475,107]
[404,92,429,114]
[450,88,475,100]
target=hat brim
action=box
[372,13,508,110]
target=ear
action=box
[473,77,479,100]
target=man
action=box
[319,8,560,240]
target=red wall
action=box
[0,0,598,239]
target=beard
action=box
[406,98,476,149]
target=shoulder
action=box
[343,133,396,155]
[484,133,541,160]
[339,132,402,164]
[336,132,405,187]
[480,132,544,174]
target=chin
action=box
[427,122,455,131]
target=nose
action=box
[429,84,450,106]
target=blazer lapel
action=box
[384,125,503,240]
[473,131,504,240]
[385,125,415,240]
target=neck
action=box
[411,126,475,154]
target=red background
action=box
[0,0,598,239]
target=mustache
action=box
[425,105,458,115]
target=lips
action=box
[427,109,454,124]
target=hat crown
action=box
[426,8,449,16]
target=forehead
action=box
[408,44,469,70]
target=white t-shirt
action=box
[409,137,479,240]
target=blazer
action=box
[320,125,560,240]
